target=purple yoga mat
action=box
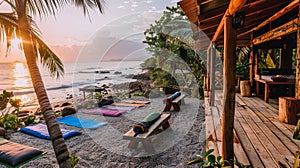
[102,105,136,111]
[82,109,123,117]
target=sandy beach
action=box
[0,96,205,168]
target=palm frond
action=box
[0,12,64,78]
[26,0,105,19]
[0,12,18,55]
[27,15,42,38]
[1,0,16,10]
[34,36,64,78]
[236,46,250,63]
[70,0,105,16]
[27,0,67,17]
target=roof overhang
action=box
[178,0,299,49]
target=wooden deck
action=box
[205,91,300,167]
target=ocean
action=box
[0,61,143,105]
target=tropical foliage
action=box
[216,46,251,80]
[257,48,280,69]
[0,1,105,167]
[294,116,300,140]
[0,90,22,130]
[0,90,20,114]
[187,149,251,168]
[143,6,207,98]
[0,90,36,130]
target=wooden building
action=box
[178,0,300,165]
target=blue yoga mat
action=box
[21,123,81,140]
[57,116,107,129]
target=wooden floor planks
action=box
[205,91,299,167]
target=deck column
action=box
[296,2,300,99]
[210,43,216,106]
[222,14,236,161]
[249,33,254,85]
[207,45,211,93]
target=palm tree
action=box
[0,1,104,167]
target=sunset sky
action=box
[0,0,178,62]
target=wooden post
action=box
[207,45,211,93]
[210,43,216,106]
[222,15,236,162]
[254,47,259,78]
[249,33,254,85]
[296,1,300,99]
[295,2,300,163]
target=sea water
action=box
[0,61,143,105]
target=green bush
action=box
[187,149,251,168]
[132,92,145,97]
[24,115,36,126]
[69,154,79,167]
[0,90,23,130]
[0,114,21,130]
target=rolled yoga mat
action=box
[132,112,161,137]
[164,91,181,102]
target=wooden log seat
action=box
[123,113,171,153]
[279,97,300,125]
[163,92,186,112]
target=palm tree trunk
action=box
[16,1,71,167]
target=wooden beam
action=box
[212,0,246,42]
[253,0,298,31]
[255,40,283,49]
[199,5,227,21]
[178,0,199,23]
[228,0,247,15]
[212,11,227,42]
[253,18,298,45]
[200,0,229,13]
[222,15,236,162]
[200,13,224,23]
[201,23,219,32]
[238,0,299,38]
[198,0,213,5]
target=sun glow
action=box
[13,62,30,88]
[10,38,23,49]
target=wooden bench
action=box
[163,93,186,112]
[123,113,171,153]
[254,78,294,103]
